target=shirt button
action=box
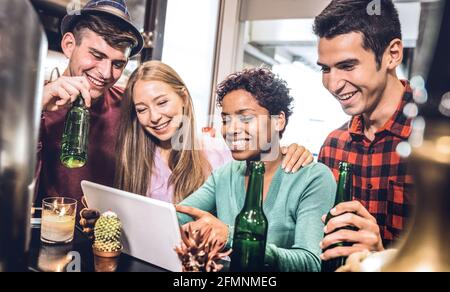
[368,184,373,190]
[369,148,375,154]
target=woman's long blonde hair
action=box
[115,61,211,203]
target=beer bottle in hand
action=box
[322,162,355,272]
[60,95,90,169]
[230,161,269,272]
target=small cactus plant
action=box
[93,211,122,254]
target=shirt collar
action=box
[348,80,413,139]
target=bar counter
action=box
[28,226,168,272]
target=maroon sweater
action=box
[35,86,124,206]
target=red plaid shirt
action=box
[319,81,415,247]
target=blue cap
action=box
[61,0,144,57]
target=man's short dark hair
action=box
[313,0,402,69]
[216,67,294,137]
[72,14,138,52]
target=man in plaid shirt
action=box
[313,0,415,263]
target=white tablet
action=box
[81,180,182,272]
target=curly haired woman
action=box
[177,67,337,272]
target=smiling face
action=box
[133,80,185,144]
[62,29,130,99]
[221,89,283,161]
[317,32,390,116]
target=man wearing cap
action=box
[36,0,144,204]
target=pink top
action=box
[146,137,232,203]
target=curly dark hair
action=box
[216,67,294,137]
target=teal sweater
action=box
[178,161,336,272]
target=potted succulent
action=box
[92,211,122,272]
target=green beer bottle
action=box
[322,162,355,272]
[60,95,90,169]
[230,161,268,272]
